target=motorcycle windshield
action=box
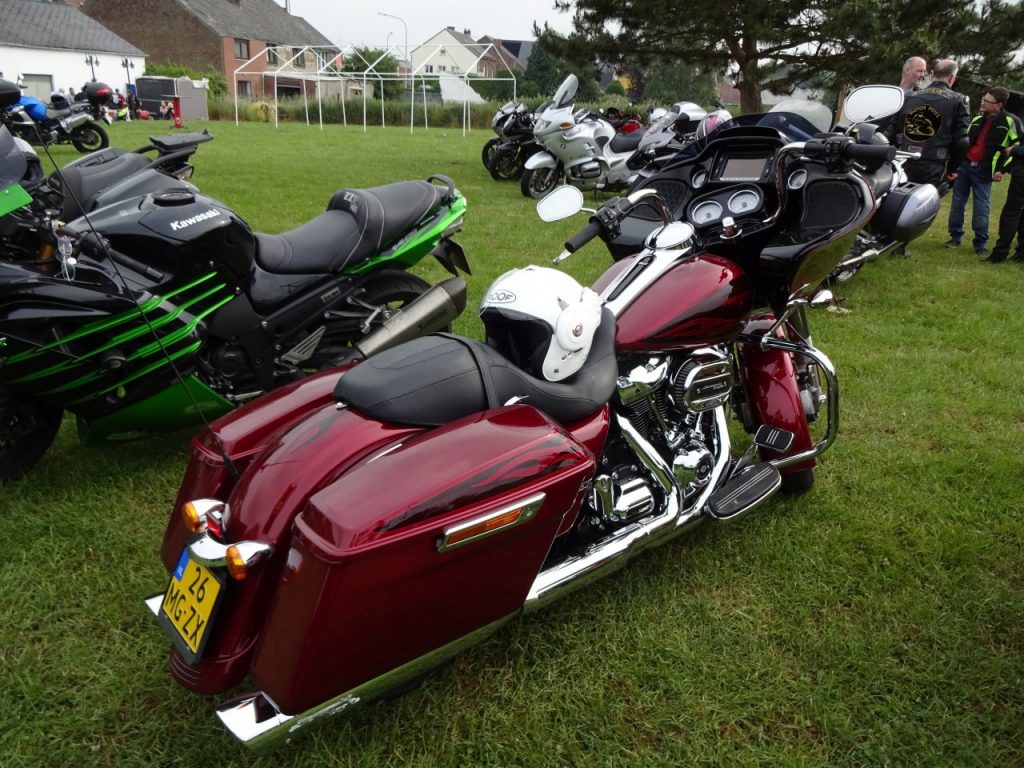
[0,125,29,188]
[551,75,578,109]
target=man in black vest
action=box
[894,59,971,187]
[946,86,1020,256]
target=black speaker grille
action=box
[801,180,858,229]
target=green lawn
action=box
[1,118,1022,767]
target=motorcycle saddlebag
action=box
[0,78,20,109]
[871,182,940,243]
[248,404,596,715]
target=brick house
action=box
[77,0,337,99]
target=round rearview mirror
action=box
[842,85,905,124]
[536,185,584,222]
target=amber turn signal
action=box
[226,545,248,580]
[182,501,207,532]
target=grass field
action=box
[1,118,1022,767]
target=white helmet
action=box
[479,266,603,382]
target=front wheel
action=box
[313,270,434,366]
[0,390,63,481]
[481,138,500,170]
[70,123,109,153]
[520,166,560,199]
[488,146,524,181]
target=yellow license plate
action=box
[160,548,223,659]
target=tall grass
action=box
[2,119,1022,767]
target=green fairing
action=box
[345,194,467,275]
[77,375,233,444]
[0,184,32,217]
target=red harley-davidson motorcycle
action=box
[147,86,923,748]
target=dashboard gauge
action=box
[691,200,723,225]
[691,170,707,189]
[727,189,761,214]
[787,169,808,190]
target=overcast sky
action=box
[274,1,576,51]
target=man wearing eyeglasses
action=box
[945,87,1020,257]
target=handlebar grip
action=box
[564,220,605,254]
[845,144,897,163]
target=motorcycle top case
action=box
[0,79,19,109]
[247,404,597,715]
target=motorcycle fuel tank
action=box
[601,252,753,352]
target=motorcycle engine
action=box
[591,351,732,526]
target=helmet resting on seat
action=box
[479,266,603,382]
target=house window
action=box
[237,79,252,97]
[425,65,434,73]
[267,44,280,65]
[293,48,306,67]
[234,38,250,60]
[438,65,446,73]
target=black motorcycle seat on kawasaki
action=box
[54,152,153,221]
[335,308,618,427]
[255,180,446,274]
[609,130,645,154]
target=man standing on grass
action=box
[986,121,1024,263]
[894,59,970,187]
[946,86,1020,257]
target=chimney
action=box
[464,29,471,35]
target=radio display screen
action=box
[720,156,769,181]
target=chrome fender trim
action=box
[524,151,557,170]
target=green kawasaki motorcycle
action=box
[0,125,469,480]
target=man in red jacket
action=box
[945,86,1021,256]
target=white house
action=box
[0,0,145,99]
[410,27,511,79]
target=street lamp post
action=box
[85,54,100,80]
[377,11,408,77]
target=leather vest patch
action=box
[904,104,942,142]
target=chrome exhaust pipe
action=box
[354,276,467,360]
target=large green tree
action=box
[341,46,403,99]
[539,0,1024,113]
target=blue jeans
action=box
[948,162,992,250]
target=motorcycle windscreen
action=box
[248,404,596,715]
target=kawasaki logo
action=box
[169,208,222,231]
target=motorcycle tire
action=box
[0,389,64,481]
[520,166,560,199]
[70,123,109,153]
[481,138,500,170]
[314,270,435,365]
[487,147,524,181]
[780,469,814,494]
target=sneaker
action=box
[1011,251,1024,263]
[944,239,961,248]
[976,248,990,258]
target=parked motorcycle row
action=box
[1,77,941,749]
[483,74,940,290]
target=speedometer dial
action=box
[727,189,761,214]
[691,200,723,225]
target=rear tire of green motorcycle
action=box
[0,393,64,481]
[70,123,109,153]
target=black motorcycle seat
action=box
[255,180,447,274]
[335,308,618,427]
[55,152,153,221]
[609,130,645,154]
